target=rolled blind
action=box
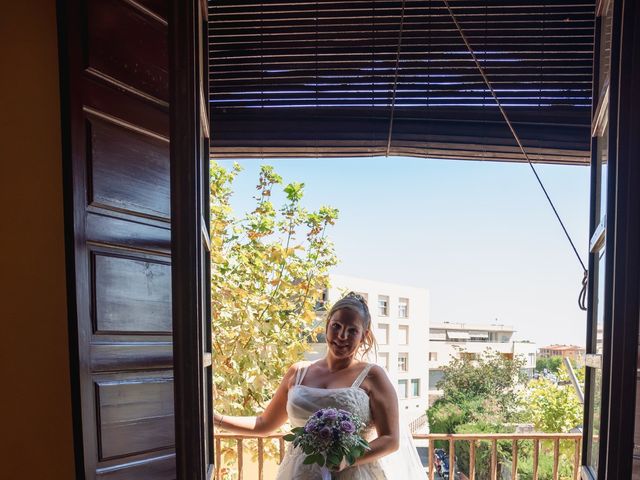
[208,0,594,164]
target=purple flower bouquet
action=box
[283,408,371,478]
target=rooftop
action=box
[540,344,585,351]
[430,321,515,333]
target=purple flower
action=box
[323,409,338,421]
[305,420,317,433]
[340,420,356,434]
[319,426,332,440]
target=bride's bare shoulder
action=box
[293,360,313,370]
[366,364,393,386]
[284,360,313,386]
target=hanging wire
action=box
[386,0,407,157]
[441,0,588,310]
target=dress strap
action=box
[294,362,310,385]
[351,363,374,388]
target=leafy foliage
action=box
[430,349,527,428]
[520,373,583,433]
[210,162,339,476]
[535,356,563,374]
[427,351,583,479]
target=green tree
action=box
[435,350,527,422]
[536,356,563,374]
[520,375,582,433]
[210,162,339,476]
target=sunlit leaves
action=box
[210,162,339,476]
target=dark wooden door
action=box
[59,0,177,477]
[170,0,215,478]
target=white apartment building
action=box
[428,322,537,405]
[305,274,430,423]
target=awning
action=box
[469,331,489,339]
[446,330,471,340]
[208,0,595,164]
[431,331,447,341]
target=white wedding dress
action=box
[275,362,425,480]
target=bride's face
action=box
[326,308,366,359]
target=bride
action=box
[214,292,425,479]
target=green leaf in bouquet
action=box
[291,427,305,434]
[346,452,356,465]
[283,434,296,441]
[327,452,341,466]
[303,453,324,466]
[303,444,315,455]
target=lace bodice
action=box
[286,362,376,437]
[276,362,386,479]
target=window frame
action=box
[398,352,409,373]
[377,295,389,317]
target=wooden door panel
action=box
[87,115,170,219]
[86,214,171,256]
[90,343,173,372]
[93,252,172,334]
[96,373,174,460]
[83,78,170,135]
[87,0,169,103]
[60,0,174,477]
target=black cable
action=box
[441,0,588,276]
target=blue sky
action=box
[218,156,590,347]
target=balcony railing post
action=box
[237,439,243,480]
[491,439,498,480]
[469,440,476,480]
[258,438,264,480]
[533,439,540,480]
[428,438,434,480]
[215,437,221,479]
[573,437,581,480]
[553,438,560,480]
[511,439,518,480]
[449,437,455,479]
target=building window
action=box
[378,295,389,316]
[377,352,389,370]
[429,370,444,390]
[411,379,420,397]
[429,352,437,361]
[356,291,369,303]
[399,325,409,345]
[397,380,408,399]
[398,353,409,372]
[398,298,409,318]
[376,323,389,345]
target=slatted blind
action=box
[208,0,595,164]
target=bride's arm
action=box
[352,365,400,467]
[213,363,298,437]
